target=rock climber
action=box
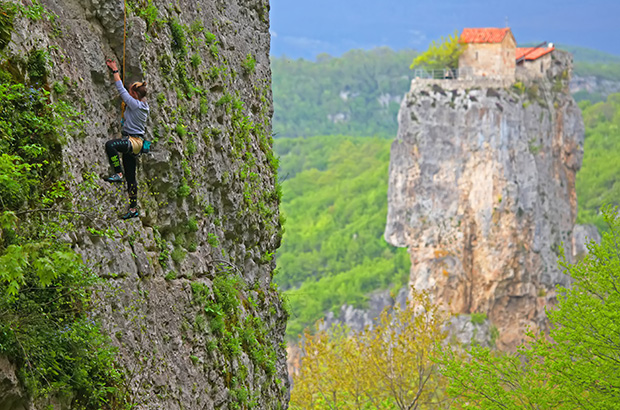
[103,58,149,220]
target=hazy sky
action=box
[269,0,620,59]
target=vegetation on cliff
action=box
[0,2,125,408]
[0,0,287,408]
[274,135,410,339]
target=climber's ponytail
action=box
[131,81,147,99]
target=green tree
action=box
[410,30,466,70]
[440,206,620,408]
[291,290,453,409]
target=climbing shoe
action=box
[120,209,139,220]
[104,173,124,183]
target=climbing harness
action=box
[120,131,151,156]
[141,139,151,154]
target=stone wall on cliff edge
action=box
[384,50,586,351]
[5,0,288,408]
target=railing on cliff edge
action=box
[411,67,474,80]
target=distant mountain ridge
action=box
[556,44,620,63]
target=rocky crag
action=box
[1,0,288,409]
[385,51,589,350]
[571,74,620,100]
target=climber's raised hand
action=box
[106,59,118,72]
[106,59,121,82]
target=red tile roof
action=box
[515,47,555,61]
[460,28,511,44]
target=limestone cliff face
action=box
[5,0,287,408]
[385,51,585,350]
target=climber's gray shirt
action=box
[115,80,149,135]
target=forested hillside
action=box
[577,93,620,231]
[562,44,620,80]
[273,136,410,338]
[271,48,416,139]
[575,61,620,81]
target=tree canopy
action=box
[410,30,466,70]
[291,290,452,410]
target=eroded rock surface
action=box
[572,224,601,260]
[0,357,26,410]
[319,287,408,333]
[6,0,287,408]
[385,51,585,350]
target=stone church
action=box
[458,27,555,82]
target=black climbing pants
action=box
[105,138,138,208]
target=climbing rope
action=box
[121,0,127,120]
[122,0,126,85]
